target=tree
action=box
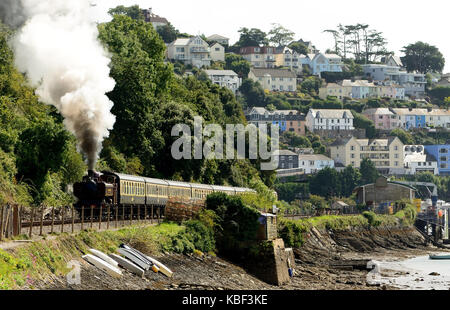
[268,23,295,47]
[281,131,312,148]
[339,166,361,197]
[225,53,251,78]
[401,42,445,74]
[360,158,379,185]
[323,29,341,55]
[236,27,268,47]
[288,41,309,55]
[239,78,266,108]
[108,5,144,21]
[309,167,341,199]
[156,23,178,43]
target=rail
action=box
[0,204,165,241]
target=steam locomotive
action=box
[73,170,256,212]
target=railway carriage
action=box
[211,185,237,195]
[145,177,169,206]
[167,180,192,200]
[191,183,214,201]
[109,172,146,205]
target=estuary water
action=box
[379,253,450,290]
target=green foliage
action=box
[401,42,445,74]
[360,158,379,185]
[206,192,261,253]
[429,87,450,104]
[225,53,251,78]
[352,111,376,138]
[309,168,341,199]
[235,27,268,47]
[390,128,415,145]
[288,42,309,55]
[156,23,178,43]
[268,23,295,47]
[108,5,145,21]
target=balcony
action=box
[190,47,209,53]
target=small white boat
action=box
[109,253,145,278]
[117,248,151,271]
[82,254,122,278]
[145,255,173,278]
[89,249,119,268]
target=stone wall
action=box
[164,198,205,224]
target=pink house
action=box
[362,108,401,130]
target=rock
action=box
[429,272,440,276]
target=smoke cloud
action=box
[5,0,116,170]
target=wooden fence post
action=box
[40,206,44,236]
[51,207,55,234]
[115,205,118,228]
[81,206,85,231]
[107,205,110,230]
[4,205,10,238]
[151,205,154,224]
[144,205,147,224]
[90,205,94,229]
[130,206,133,226]
[61,207,65,234]
[122,205,125,226]
[0,205,4,241]
[137,205,140,224]
[71,206,75,234]
[29,207,34,239]
[99,204,103,230]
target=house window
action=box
[441,156,447,162]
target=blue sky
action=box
[93,0,449,73]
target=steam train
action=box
[73,170,256,213]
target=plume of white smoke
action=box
[11,0,116,170]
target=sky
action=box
[92,0,450,73]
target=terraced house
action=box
[391,108,450,130]
[363,108,401,130]
[306,109,354,131]
[330,137,404,175]
[239,46,276,68]
[245,107,306,134]
[319,80,405,100]
[248,68,297,92]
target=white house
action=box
[167,36,211,68]
[301,53,344,76]
[298,154,335,174]
[248,68,297,92]
[403,145,438,175]
[362,64,427,98]
[204,70,241,94]
[209,43,225,62]
[306,109,355,131]
[206,34,229,46]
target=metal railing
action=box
[0,204,165,241]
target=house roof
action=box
[298,154,333,161]
[273,149,298,156]
[250,68,296,78]
[150,15,168,23]
[309,109,354,119]
[207,34,229,41]
[363,108,394,116]
[391,108,450,116]
[169,38,192,46]
[204,70,238,76]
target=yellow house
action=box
[330,136,404,175]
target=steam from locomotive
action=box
[5,0,116,170]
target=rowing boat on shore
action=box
[429,254,450,260]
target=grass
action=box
[0,222,187,289]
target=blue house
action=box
[424,145,450,175]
